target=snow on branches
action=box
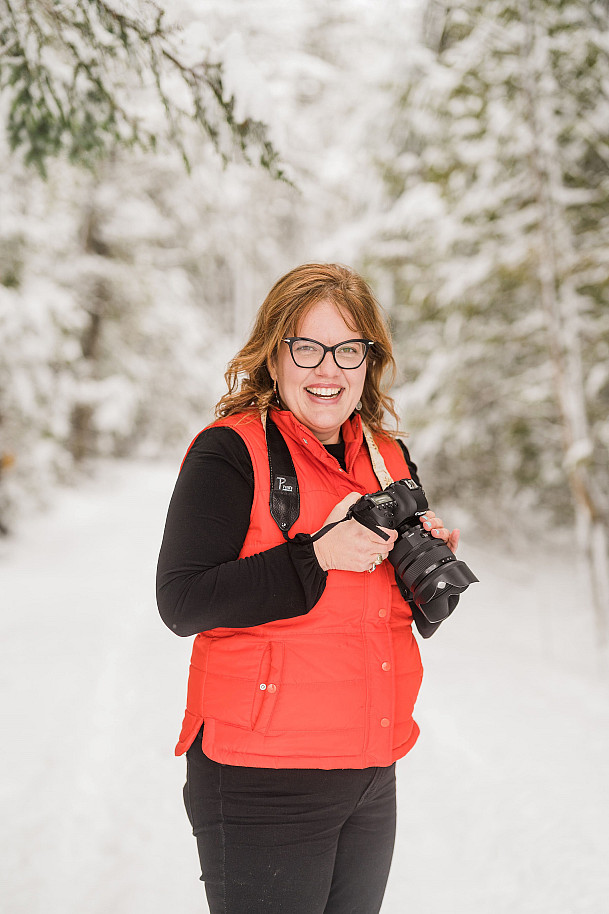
[0,0,285,178]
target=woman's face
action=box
[269,299,368,445]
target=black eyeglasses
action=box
[282,337,374,370]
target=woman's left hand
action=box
[419,511,460,554]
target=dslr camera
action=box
[348,479,478,623]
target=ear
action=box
[267,352,277,382]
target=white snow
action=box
[1,460,608,914]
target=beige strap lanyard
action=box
[362,424,394,489]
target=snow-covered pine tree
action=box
[1,0,299,525]
[0,0,329,520]
[365,0,609,640]
[0,140,266,497]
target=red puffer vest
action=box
[175,409,423,769]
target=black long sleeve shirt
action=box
[156,427,419,637]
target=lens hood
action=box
[413,560,479,622]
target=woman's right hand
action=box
[312,492,398,573]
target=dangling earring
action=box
[355,400,362,411]
[273,378,280,406]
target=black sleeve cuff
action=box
[287,533,328,610]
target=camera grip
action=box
[347,500,392,540]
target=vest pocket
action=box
[251,641,284,733]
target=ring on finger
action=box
[368,553,384,573]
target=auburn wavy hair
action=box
[216,263,400,437]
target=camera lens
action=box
[389,527,478,621]
[382,481,478,622]
[348,479,478,623]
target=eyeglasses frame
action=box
[282,337,375,370]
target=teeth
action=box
[306,387,341,397]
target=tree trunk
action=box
[519,0,609,645]
[69,198,110,463]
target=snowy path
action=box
[2,460,608,914]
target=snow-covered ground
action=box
[2,460,608,914]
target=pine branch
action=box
[0,0,286,179]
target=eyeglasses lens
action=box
[291,340,368,369]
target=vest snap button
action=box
[382,662,391,672]
[267,683,276,693]
[259,683,267,690]
[378,608,387,618]
[380,718,390,728]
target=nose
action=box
[314,350,341,375]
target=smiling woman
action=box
[156,262,460,914]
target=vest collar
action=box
[269,408,364,475]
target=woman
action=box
[157,263,459,914]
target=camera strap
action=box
[262,410,347,543]
[261,410,300,539]
[362,424,395,489]
[261,411,397,543]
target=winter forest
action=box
[2,1,609,913]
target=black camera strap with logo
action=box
[263,411,300,538]
[262,411,351,543]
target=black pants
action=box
[184,732,397,914]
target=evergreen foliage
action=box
[364,0,609,636]
[0,0,284,178]
[366,0,609,523]
[0,142,297,528]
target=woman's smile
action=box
[305,386,342,399]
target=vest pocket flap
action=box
[200,638,283,733]
[251,641,284,733]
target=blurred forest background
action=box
[1,0,608,637]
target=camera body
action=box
[348,479,478,623]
